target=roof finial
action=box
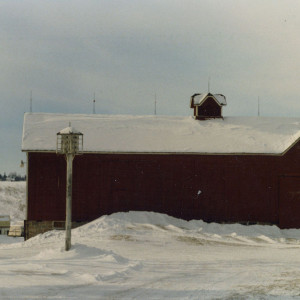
[208,77,211,93]
[154,92,157,115]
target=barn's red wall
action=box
[27,141,300,228]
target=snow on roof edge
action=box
[21,149,294,156]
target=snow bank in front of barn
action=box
[3,182,300,298]
[23,211,300,249]
[22,113,300,154]
[74,211,300,242]
[3,210,300,298]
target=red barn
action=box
[22,97,300,239]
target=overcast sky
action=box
[1,0,300,173]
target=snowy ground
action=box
[0,182,26,223]
[2,184,300,299]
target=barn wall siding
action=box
[26,143,300,237]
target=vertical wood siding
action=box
[27,141,300,228]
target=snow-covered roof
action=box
[22,113,300,154]
[192,93,227,106]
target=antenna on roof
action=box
[258,96,260,117]
[93,92,96,114]
[154,93,157,115]
[30,90,33,113]
[208,77,211,93]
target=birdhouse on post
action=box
[57,125,83,155]
[57,124,83,251]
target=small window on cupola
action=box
[190,92,226,120]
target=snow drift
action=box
[2,183,300,299]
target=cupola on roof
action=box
[190,92,226,120]
[190,93,227,107]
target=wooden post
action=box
[57,125,83,251]
[65,153,74,251]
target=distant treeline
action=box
[0,172,26,181]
